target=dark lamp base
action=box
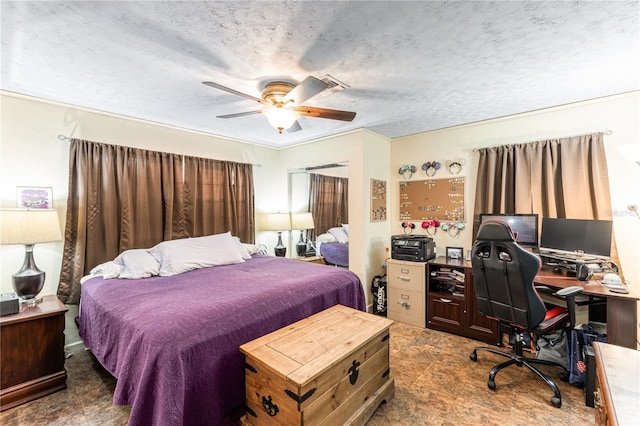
[296,232,306,257]
[274,232,287,257]
[13,245,46,301]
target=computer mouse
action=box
[602,273,623,286]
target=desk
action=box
[593,342,639,425]
[535,267,638,349]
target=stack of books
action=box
[430,268,464,282]
[430,268,465,295]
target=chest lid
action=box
[240,304,393,387]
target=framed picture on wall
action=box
[370,179,387,222]
[16,186,53,209]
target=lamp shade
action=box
[291,212,315,230]
[0,209,62,245]
[265,213,291,231]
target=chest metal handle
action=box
[261,395,279,417]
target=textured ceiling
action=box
[2,1,639,148]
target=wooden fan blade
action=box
[217,110,263,119]
[203,81,270,105]
[295,106,356,122]
[282,76,329,106]
[287,120,302,133]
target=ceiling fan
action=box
[202,76,356,133]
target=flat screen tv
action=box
[479,213,539,249]
[539,218,612,259]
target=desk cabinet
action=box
[386,259,426,327]
[426,257,499,345]
[0,295,68,411]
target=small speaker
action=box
[576,263,602,281]
[0,293,19,316]
[576,264,590,281]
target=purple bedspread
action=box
[320,242,349,267]
[78,255,365,426]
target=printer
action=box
[391,235,436,262]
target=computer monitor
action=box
[539,218,612,259]
[479,214,539,249]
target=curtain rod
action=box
[57,135,261,167]
[472,129,613,152]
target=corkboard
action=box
[370,179,387,221]
[399,177,464,221]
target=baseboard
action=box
[64,340,86,354]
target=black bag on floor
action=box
[371,275,387,316]
[536,331,568,369]
[566,324,607,387]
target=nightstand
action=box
[293,255,326,265]
[0,294,68,411]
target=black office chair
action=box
[469,220,582,408]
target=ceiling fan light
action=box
[263,107,300,133]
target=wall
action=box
[391,92,640,340]
[279,129,392,308]
[0,92,279,297]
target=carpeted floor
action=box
[1,322,593,425]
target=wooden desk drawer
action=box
[388,262,424,292]
[427,293,464,332]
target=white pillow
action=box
[242,242,262,256]
[316,233,337,244]
[149,232,245,276]
[233,237,252,260]
[328,227,349,244]
[89,261,123,280]
[342,224,349,235]
[114,249,161,279]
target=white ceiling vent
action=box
[319,74,350,97]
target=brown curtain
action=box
[308,173,348,240]
[473,132,620,270]
[58,139,254,304]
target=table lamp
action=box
[291,212,315,257]
[0,209,62,306]
[265,213,291,257]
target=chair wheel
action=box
[558,371,569,382]
[487,379,496,390]
[551,396,562,408]
[470,352,477,362]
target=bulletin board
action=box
[370,179,387,222]
[399,177,465,221]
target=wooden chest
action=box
[239,304,394,426]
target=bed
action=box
[77,252,365,426]
[319,242,349,267]
[316,225,350,267]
